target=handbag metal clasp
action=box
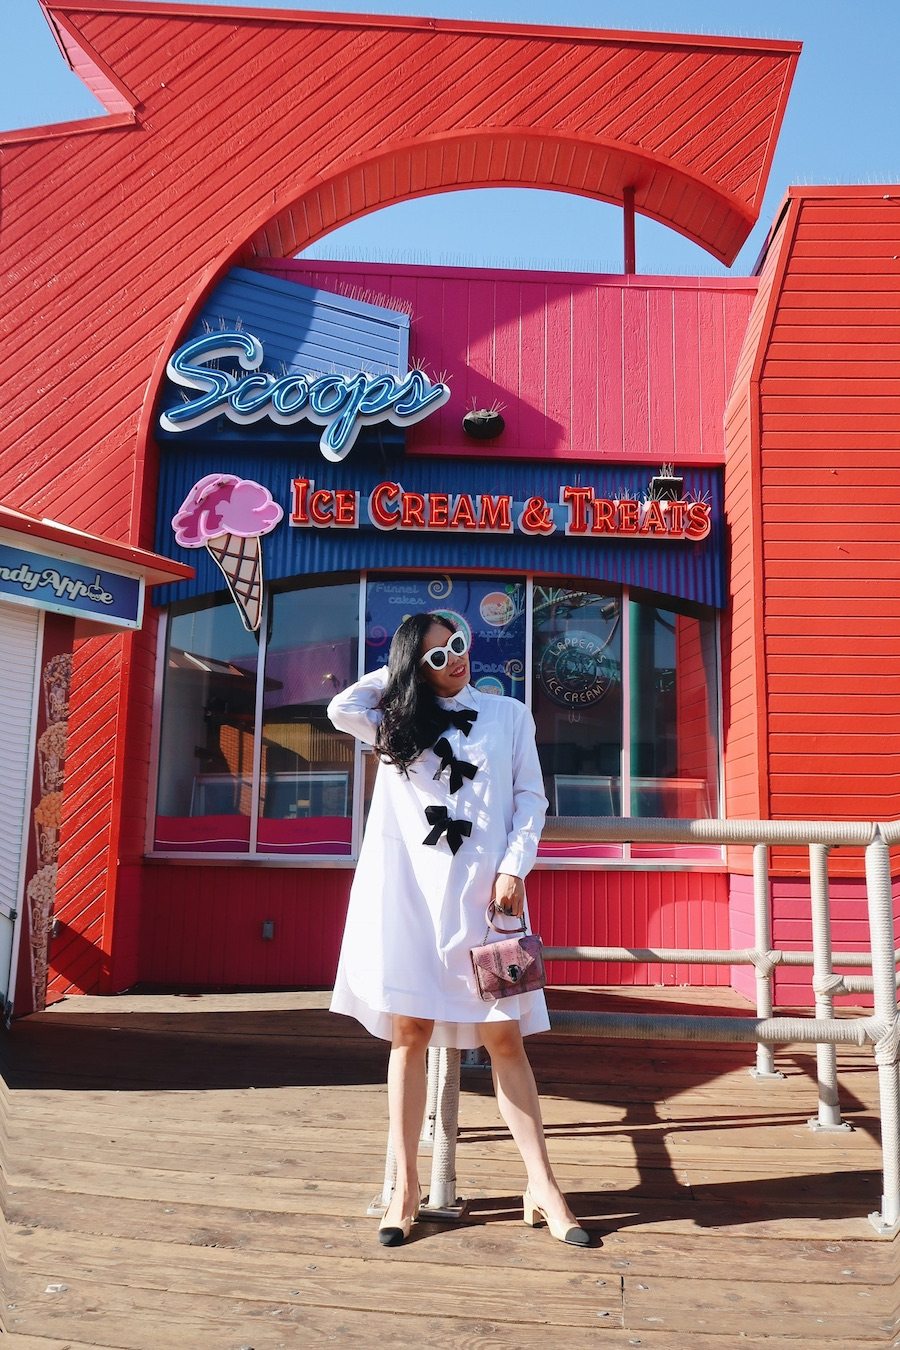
[506,963,521,982]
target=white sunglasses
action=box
[419,630,469,671]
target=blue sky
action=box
[4,0,900,275]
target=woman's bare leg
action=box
[480,1019,578,1228]
[383,1014,433,1223]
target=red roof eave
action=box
[0,504,193,586]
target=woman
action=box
[328,611,589,1248]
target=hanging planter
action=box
[648,463,684,501]
[463,408,505,440]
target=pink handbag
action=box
[470,903,546,1001]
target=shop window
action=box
[532,580,720,862]
[628,598,720,860]
[152,573,720,865]
[532,583,624,859]
[154,596,259,852]
[257,581,359,855]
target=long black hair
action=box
[375,611,456,773]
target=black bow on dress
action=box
[422,804,472,855]
[438,708,478,737]
[432,737,477,794]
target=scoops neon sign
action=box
[290,478,712,540]
[158,331,451,462]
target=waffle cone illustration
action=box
[206,531,263,632]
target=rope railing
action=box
[372,817,900,1236]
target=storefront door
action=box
[0,601,42,1024]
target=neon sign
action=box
[289,478,712,540]
[159,331,451,462]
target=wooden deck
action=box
[2,985,897,1348]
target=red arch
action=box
[240,129,756,264]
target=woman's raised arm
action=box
[497,704,548,879]
[327,665,391,745]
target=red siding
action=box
[530,869,731,989]
[47,632,124,1001]
[722,192,900,884]
[758,192,900,874]
[137,866,353,990]
[771,876,879,1010]
[730,871,891,1010]
[722,211,793,848]
[262,262,755,464]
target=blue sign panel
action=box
[0,543,143,627]
[365,575,527,701]
[155,450,725,610]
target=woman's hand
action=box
[492,872,525,919]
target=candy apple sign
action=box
[158,331,451,462]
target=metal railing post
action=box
[864,827,900,1233]
[420,1044,441,1147]
[422,1047,467,1220]
[808,843,849,1131]
[750,843,782,1079]
[368,1123,398,1217]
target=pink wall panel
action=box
[135,864,731,993]
[136,866,353,990]
[728,873,756,999]
[517,869,731,989]
[259,261,756,465]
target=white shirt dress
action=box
[327,666,550,1049]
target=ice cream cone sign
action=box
[172,474,283,631]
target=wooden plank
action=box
[7,1227,624,1329]
[623,1273,897,1341]
[8,1188,894,1285]
[3,1277,612,1350]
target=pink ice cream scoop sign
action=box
[172,473,282,545]
[172,474,283,632]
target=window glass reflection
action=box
[257,580,359,855]
[629,599,720,859]
[532,583,624,859]
[154,597,259,852]
[365,575,526,699]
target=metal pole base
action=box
[868,1208,900,1236]
[461,1047,492,1072]
[367,1192,389,1218]
[749,1067,786,1080]
[419,1195,469,1222]
[807,1116,854,1133]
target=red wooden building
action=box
[1,3,897,1017]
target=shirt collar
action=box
[437,683,478,712]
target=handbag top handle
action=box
[483,901,528,943]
